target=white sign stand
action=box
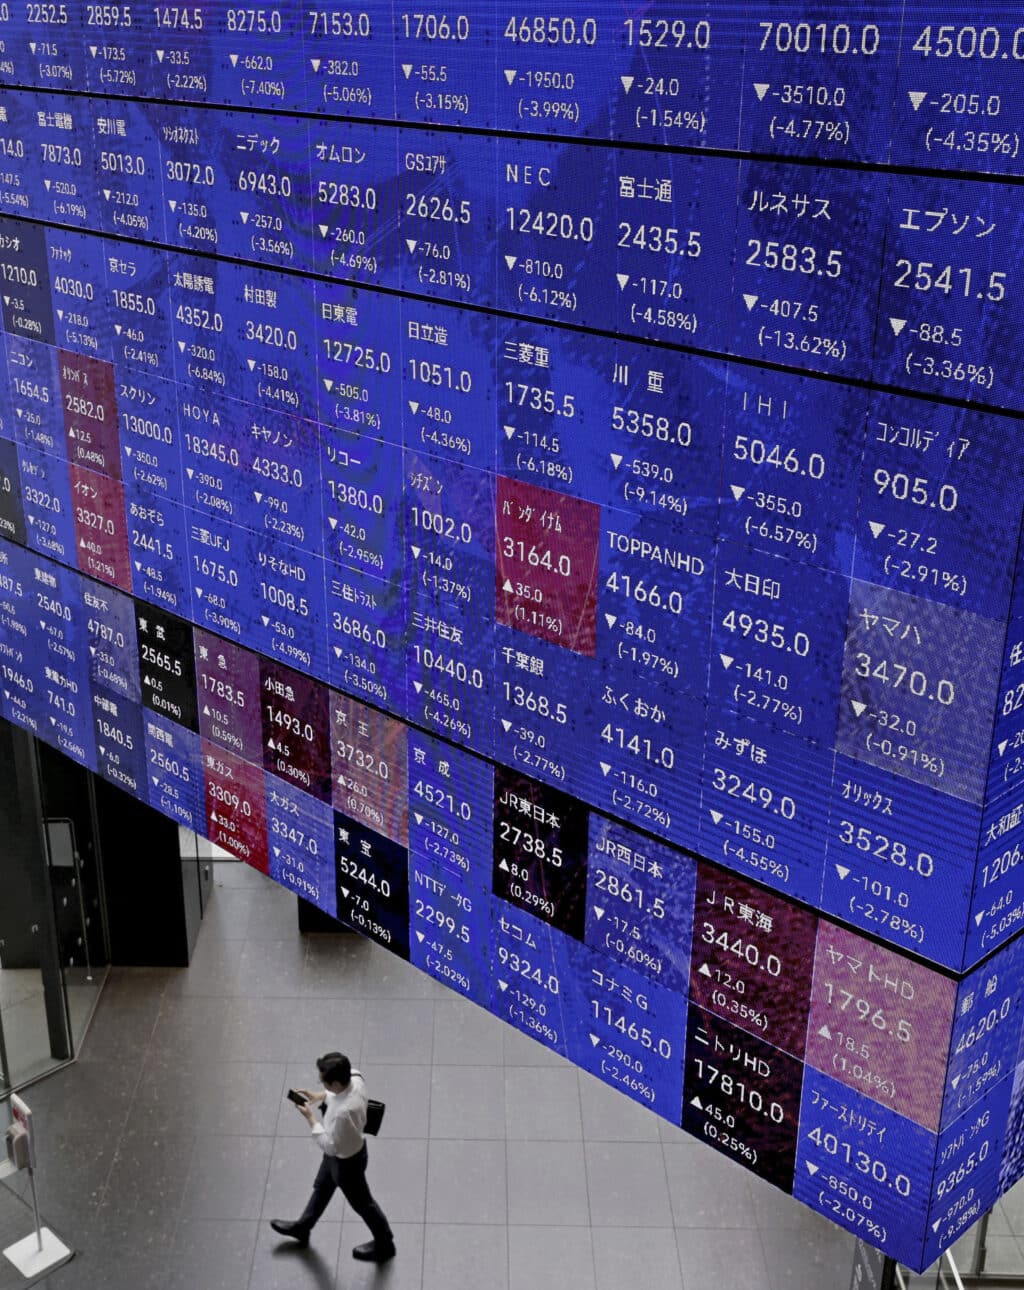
[3,1229,73,1279]
[2,1096,73,1278]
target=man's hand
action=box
[299,1099,319,1125]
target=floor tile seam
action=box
[503,1099,512,1290]
[423,1002,440,1287]
[754,1218,782,1290]
[93,1029,168,1214]
[658,1118,688,1290]
[568,1067,603,1287]
[244,1129,277,1290]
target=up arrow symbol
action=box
[908,90,927,111]
[817,1024,832,1040]
[753,82,770,101]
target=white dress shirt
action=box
[310,1072,368,1159]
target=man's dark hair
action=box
[316,1051,351,1085]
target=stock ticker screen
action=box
[7,0,1024,1268]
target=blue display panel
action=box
[737,4,902,163]
[874,172,1024,409]
[393,0,496,128]
[608,2,744,149]
[304,1,395,119]
[892,3,1024,177]
[730,160,885,376]
[8,0,1024,1273]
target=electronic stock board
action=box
[6,0,1024,1270]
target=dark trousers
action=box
[297,1144,393,1245]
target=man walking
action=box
[270,1051,396,1263]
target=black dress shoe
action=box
[352,1240,396,1263]
[270,1219,310,1247]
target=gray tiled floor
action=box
[4,859,1009,1288]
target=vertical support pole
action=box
[26,1168,43,1253]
